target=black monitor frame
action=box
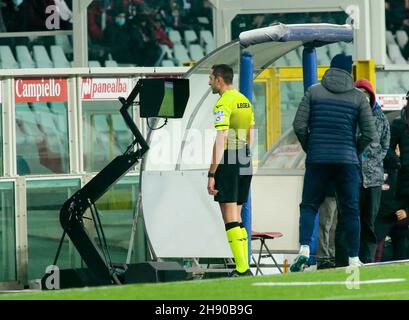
[139,78,189,119]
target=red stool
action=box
[251,231,284,275]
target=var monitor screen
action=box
[139,78,189,119]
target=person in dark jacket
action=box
[391,97,409,199]
[355,79,390,263]
[290,53,377,272]
[374,148,409,261]
[104,8,136,64]
[387,95,409,254]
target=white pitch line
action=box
[253,278,406,286]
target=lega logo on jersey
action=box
[237,102,249,108]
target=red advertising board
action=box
[15,78,68,103]
[376,94,406,111]
[81,78,134,100]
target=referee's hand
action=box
[207,177,219,196]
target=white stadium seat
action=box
[161,59,175,67]
[199,30,214,46]
[16,46,36,69]
[168,30,182,45]
[160,44,173,59]
[396,30,409,49]
[173,44,191,65]
[0,46,19,69]
[51,45,71,68]
[385,30,396,45]
[316,47,331,66]
[33,45,54,68]
[105,60,118,67]
[184,29,198,46]
[388,43,406,64]
[189,44,204,61]
[89,60,102,67]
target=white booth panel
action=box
[142,170,232,258]
[142,170,303,258]
[251,174,303,252]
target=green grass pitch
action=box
[2,263,409,300]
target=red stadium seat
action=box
[251,231,284,275]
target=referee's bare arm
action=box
[208,130,228,195]
[247,125,255,148]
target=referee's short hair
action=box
[212,64,233,85]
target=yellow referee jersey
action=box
[213,89,255,150]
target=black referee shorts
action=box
[214,147,253,205]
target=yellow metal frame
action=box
[354,60,376,91]
[254,69,276,149]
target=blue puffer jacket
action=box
[293,68,377,164]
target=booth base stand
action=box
[41,262,187,290]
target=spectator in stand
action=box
[104,7,135,64]
[3,0,27,33]
[123,0,145,20]
[130,14,162,66]
[88,0,109,44]
[386,0,406,33]
[251,14,267,29]
[153,18,173,48]
[159,0,187,31]
[169,0,182,30]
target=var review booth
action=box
[41,23,384,288]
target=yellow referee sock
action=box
[240,223,249,269]
[226,222,248,273]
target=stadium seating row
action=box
[162,29,215,66]
[0,44,117,69]
[386,30,409,65]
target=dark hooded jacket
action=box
[377,148,407,220]
[355,79,391,188]
[293,68,377,164]
[390,106,409,196]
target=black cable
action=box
[146,118,168,130]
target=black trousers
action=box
[359,186,382,263]
[375,217,409,261]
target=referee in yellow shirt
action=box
[207,64,255,277]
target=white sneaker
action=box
[348,257,364,267]
[290,245,310,272]
[290,254,309,272]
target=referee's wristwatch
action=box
[208,171,215,178]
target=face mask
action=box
[13,0,23,6]
[115,17,126,26]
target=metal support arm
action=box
[58,80,149,285]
